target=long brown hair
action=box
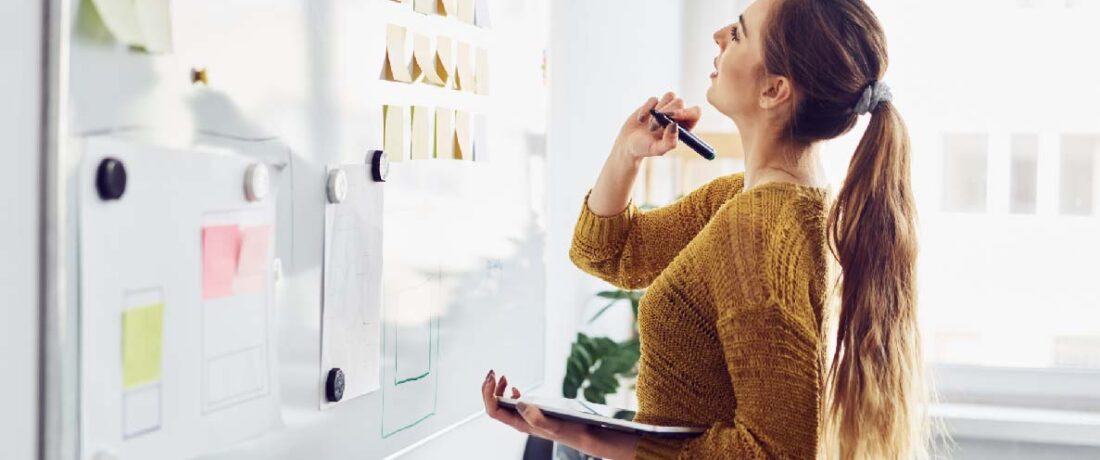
[761,0,927,458]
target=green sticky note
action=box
[122,303,164,389]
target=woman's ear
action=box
[758,75,793,110]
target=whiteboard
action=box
[65,0,549,458]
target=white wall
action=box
[543,0,683,415]
[680,0,741,134]
[0,0,42,459]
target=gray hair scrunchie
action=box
[853,80,892,115]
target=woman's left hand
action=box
[480,370,640,460]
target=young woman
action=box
[481,0,927,458]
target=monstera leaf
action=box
[562,333,641,404]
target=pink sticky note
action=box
[234,225,271,294]
[202,225,240,300]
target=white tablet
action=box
[496,396,706,439]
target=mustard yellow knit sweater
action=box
[570,173,831,459]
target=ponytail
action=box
[825,101,928,459]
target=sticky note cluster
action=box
[396,0,490,26]
[384,105,488,162]
[202,224,272,300]
[382,26,490,95]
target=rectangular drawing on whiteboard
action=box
[393,282,435,384]
[380,163,445,437]
[123,384,161,439]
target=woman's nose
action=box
[712,25,728,48]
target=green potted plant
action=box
[562,289,643,412]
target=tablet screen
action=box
[545,397,637,421]
[497,396,705,438]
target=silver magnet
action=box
[326,169,348,204]
[244,163,270,202]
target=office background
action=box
[3,0,1098,459]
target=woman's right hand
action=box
[613,92,702,165]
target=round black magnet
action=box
[370,150,389,182]
[326,368,345,402]
[95,158,127,201]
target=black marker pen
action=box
[649,108,716,161]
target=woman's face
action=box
[707,0,774,123]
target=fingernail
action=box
[516,402,528,412]
[485,370,494,381]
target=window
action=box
[856,0,1100,428]
[941,133,989,213]
[1060,134,1098,216]
[1009,134,1038,214]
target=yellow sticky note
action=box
[455,111,473,160]
[437,0,457,16]
[414,0,435,14]
[456,42,474,92]
[412,34,445,86]
[475,48,490,95]
[458,0,475,24]
[384,105,408,162]
[411,106,434,160]
[435,36,455,87]
[435,108,455,159]
[123,303,164,389]
[384,25,413,83]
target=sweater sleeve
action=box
[568,173,744,289]
[634,191,823,460]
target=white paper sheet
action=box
[320,162,385,408]
[79,137,281,460]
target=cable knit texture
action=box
[569,173,831,459]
